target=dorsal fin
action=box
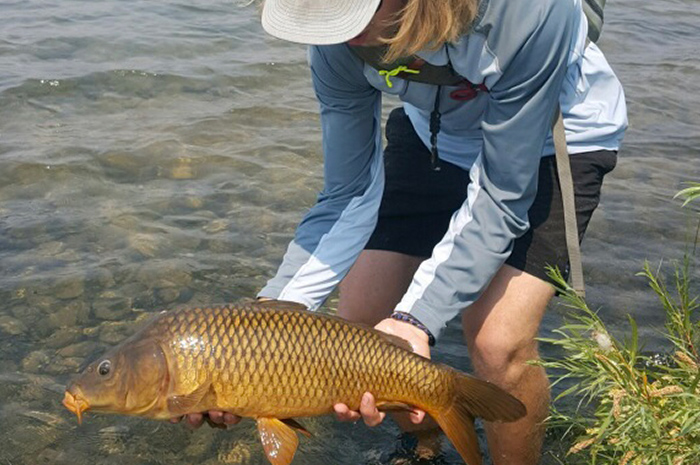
[250,300,308,312]
[376,332,414,353]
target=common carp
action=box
[63,301,526,464]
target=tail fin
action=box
[430,370,527,465]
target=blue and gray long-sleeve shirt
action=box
[259,0,628,339]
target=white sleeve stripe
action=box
[395,159,482,311]
[278,114,385,308]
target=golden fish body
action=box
[161,305,450,419]
[64,302,526,465]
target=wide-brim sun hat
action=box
[261,0,383,45]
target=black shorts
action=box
[365,107,617,283]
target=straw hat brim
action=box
[261,0,382,45]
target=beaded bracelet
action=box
[389,312,436,346]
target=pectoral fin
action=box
[257,417,299,465]
[166,382,211,416]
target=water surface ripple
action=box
[0,0,698,463]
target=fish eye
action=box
[98,360,111,376]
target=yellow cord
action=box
[378,66,420,88]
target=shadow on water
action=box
[1,0,699,463]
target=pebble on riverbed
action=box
[44,327,81,349]
[217,439,254,465]
[0,315,28,335]
[48,299,90,329]
[21,350,52,374]
[50,275,85,300]
[135,260,193,288]
[92,292,133,321]
[128,232,169,258]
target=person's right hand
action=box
[170,411,241,429]
[333,317,430,427]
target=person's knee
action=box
[467,332,539,388]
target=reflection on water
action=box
[0,0,698,463]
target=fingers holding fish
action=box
[209,411,241,426]
[332,402,361,423]
[333,392,386,427]
[169,411,241,429]
[359,392,386,427]
[167,412,205,429]
[185,412,205,429]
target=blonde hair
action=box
[383,0,480,62]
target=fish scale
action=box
[150,305,449,418]
[64,301,527,465]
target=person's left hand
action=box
[169,411,241,429]
[333,317,431,426]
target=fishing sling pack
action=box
[350,0,608,297]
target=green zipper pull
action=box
[378,66,420,88]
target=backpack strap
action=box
[349,45,466,87]
[552,107,586,297]
[583,0,606,43]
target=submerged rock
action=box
[93,293,132,321]
[35,241,66,257]
[56,340,101,358]
[53,356,84,375]
[48,300,90,329]
[91,267,116,289]
[25,293,55,313]
[167,157,197,180]
[203,218,229,234]
[0,315,28,335]
[44,327,81,349]
[22,350,52,373]
[155,287,180,305]
[135,260,193,289]
[217,439,254,465]
[128,232,167,258]
[98,320,139,345]
[52,275,85,300]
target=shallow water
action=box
[0,0,699,463]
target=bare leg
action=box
[462,265,554,465]
[338,249,424,326]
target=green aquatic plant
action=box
[539,262,700,464]
[674,182,700,207]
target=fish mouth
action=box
[63,388,90,424]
